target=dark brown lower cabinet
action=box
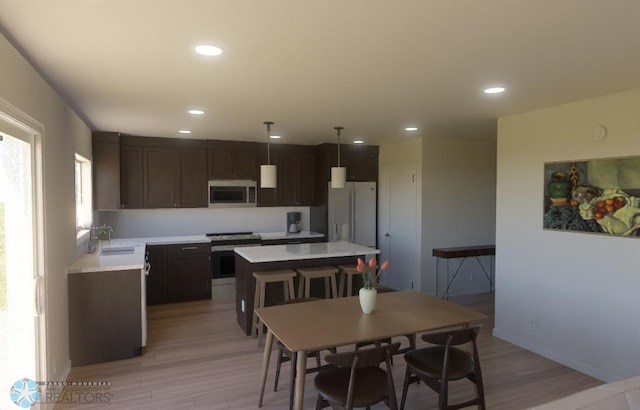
[167,243,211,302]
[146,245,168,305]
[147,243,211,304]
[68,269,142,366]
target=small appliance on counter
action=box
[287,212,301,233]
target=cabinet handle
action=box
[181,246,198,250]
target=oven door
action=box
[211,249,236,279]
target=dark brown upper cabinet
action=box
[113,136,208,209]
[143,145,207,208]
[92,134,377,210]
[207,141,257,180]
[120,144,143,209]
[257,145,315,207]
[92,132,121,210]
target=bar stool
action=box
[296,266,339,299]
[252,269,297,346]
[337,264,359,297]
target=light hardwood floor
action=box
[56,293,600,409]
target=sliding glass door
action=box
[0,102,46,409]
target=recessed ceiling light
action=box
[188,109,205,115]
[194,45,223,56]
[353,140,364,144]
[178,130,191,134]
[270,135,281,139]
[405,127,418,131]
[484,87,505,94]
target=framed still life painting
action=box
[543,155,640,238]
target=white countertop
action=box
[67,235,210,274]
[258,230,324,240]
[234,240,379,263]
[66,232,325,274]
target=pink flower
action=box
[368,257,377,268]
[380,261,389,270]
[356,258,365,273]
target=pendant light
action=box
[260,121,277,188]
[331,126,347,188]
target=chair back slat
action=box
[421,325,480,346]
[324,342,401,368]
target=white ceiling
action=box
[1,0,639,146]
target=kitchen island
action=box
[234,241,379,335]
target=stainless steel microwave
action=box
[208,180,257,208]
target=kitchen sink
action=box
[99,246,135,256]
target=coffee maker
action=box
[287,212,301,233]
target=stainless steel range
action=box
[207,232,262,278]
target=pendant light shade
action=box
[331,167,346,189]
[260,164,277,188]
[331,126,347,188]
[260,121,277,188]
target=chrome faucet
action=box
[88,225,113,254]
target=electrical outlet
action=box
[528,320,537,331]
[241,300,245,313]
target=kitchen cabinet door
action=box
[146,245,168,305]
[279,151,315,206]
[277,154,296,206]
[257,149,315,206]
[92,132,120,210]
[342,151,378,181]
[208,149,234,179]
[120,145,143,209]
[68,269,142,365]
[143,147,176,208]
[166,243,211,302]
[295,152,315,205]
[177,149,207,208]
[208,148,257,180]
[234,149,257,180]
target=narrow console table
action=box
[432,245,495,299]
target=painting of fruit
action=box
[543,156,640,238]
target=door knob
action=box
[384,233,390,237]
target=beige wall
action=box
[1,32,91,380]
[380,135,497,295]
[494,89,640,381]
[422,137,497,295]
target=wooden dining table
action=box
[255,289,487,410]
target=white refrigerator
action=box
[327,181,377,247]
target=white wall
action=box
[97,206,311,238]
[1,32,92,380]
[422,137,497,296]
[494,89,640,381]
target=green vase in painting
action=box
[548,171,571,206]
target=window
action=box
[75,153,92,242]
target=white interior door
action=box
[0,103,46,409]
[380,161,418,290]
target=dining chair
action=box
[400,325,485,410]
[273,297,336,410]
[314,342,400,410]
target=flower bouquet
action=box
[357,256,389,290]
